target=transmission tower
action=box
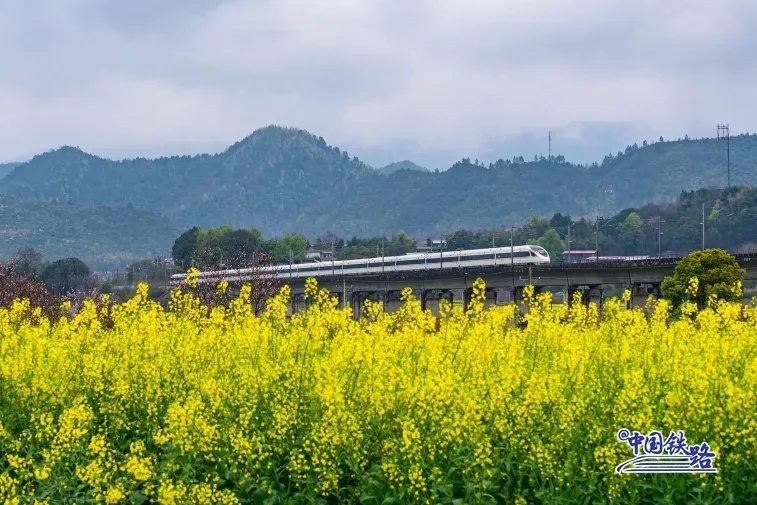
[717,123,730,187]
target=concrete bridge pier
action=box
[565,286,583,305]
[349,291,361,318]
[450,288,466,309]
[350,291,389,318]
[482,287,497,308]
[512,285,546,303]
[385,290,404,313]
[512,286,525,304]
[494,288,513,305]
[630,283,661,307]
[421,289,452,315]
[587,285,604,309]
[289,292,307,314]
[565,286,601,306]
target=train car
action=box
[173,245,550,285]
[580,255,653,263]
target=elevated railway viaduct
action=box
[184,253,757,317]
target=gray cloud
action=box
[1,0,756,167]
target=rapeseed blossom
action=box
[0,279,754,503]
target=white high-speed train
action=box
[172,245,550,284]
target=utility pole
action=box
[567,222,571,264]
[381,239,385,274]
[701,204,706,250]
[594,217,601,263]
[331,240,335,276]
[510,226,514,268]
[548,130,552,160]
[657,216,663,258]
[439,235,444,270]
[717,123,730,188]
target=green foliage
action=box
[520,187,756,258]
[267,233,308,262]
[446,229,491,250]
[386,230,415,255]
[182,226,268,269]
[171,225,310,268]
[536,228,564,262]
[0,162,19,180]
[619,211,644,252]
[521,216,550,242]
[171,226,200,269]
[336,232,416,259]
[0,195,179,270]
[661,249,744,308]
[42,257,91,294]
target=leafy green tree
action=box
[172,227,200,269]
[386,231,415,256]
[268,234,309,263]
[447,229,478,250]
[218,229,265,267]
[536,228,564,263]
[197,225,234,252]
[661,249,744,309]
[182,226,267,268]
[549,213,572,236]
[619,211,644,253]
[42,257,92,295]
[521,216,550,242]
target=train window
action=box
[496,251,529,258]
[398,258,426,265]
[460,253,498,261]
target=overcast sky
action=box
[1,0,756,168]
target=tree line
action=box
[171,226,419,269]
[433,186,756,262]
[7,248,94,294]
[169,186,756,269]
[172,226,309,269]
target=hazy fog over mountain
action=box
[2,0,757,168]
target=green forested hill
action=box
[0,195,178,269]
[0,162,19,180]
[0,127,755,262]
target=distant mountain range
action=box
[1,125,755,267]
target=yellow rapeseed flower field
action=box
[0,279,755,504]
